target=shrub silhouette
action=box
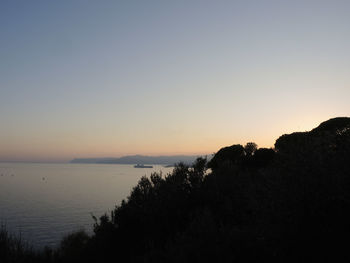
[86,117,350,262]
[251,148,275,167]
[56,230,89,263]
[2,117,350,262]
[207,144,245,170]
[0,225,51,263]
[244,142,258,156]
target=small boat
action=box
[134,164,153,168]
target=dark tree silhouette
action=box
[251,147,275,167]
[2,117,350,263]
[244,142,257,156]
[207,144,245,170]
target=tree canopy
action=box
[2,117,350,263]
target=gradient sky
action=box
[1,0,349,162]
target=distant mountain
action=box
[70,155,203,165]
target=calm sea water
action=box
[0,163,173,248]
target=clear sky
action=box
[1,0,349,162]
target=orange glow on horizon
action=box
[1,113,338,162]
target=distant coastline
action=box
[70,155,203,166]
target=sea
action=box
[0,162,173,248]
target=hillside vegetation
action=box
[1,117,350,262]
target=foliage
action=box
[0,225,51,263]
[86,117,350,262]
[2,117,350,262]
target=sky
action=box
[1,0,349,162]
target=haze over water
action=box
[0,163,173,248]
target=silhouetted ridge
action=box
[311,117,350,133]
[207,144,245,169]
[2,117,349,263]
[275,117,350,158]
